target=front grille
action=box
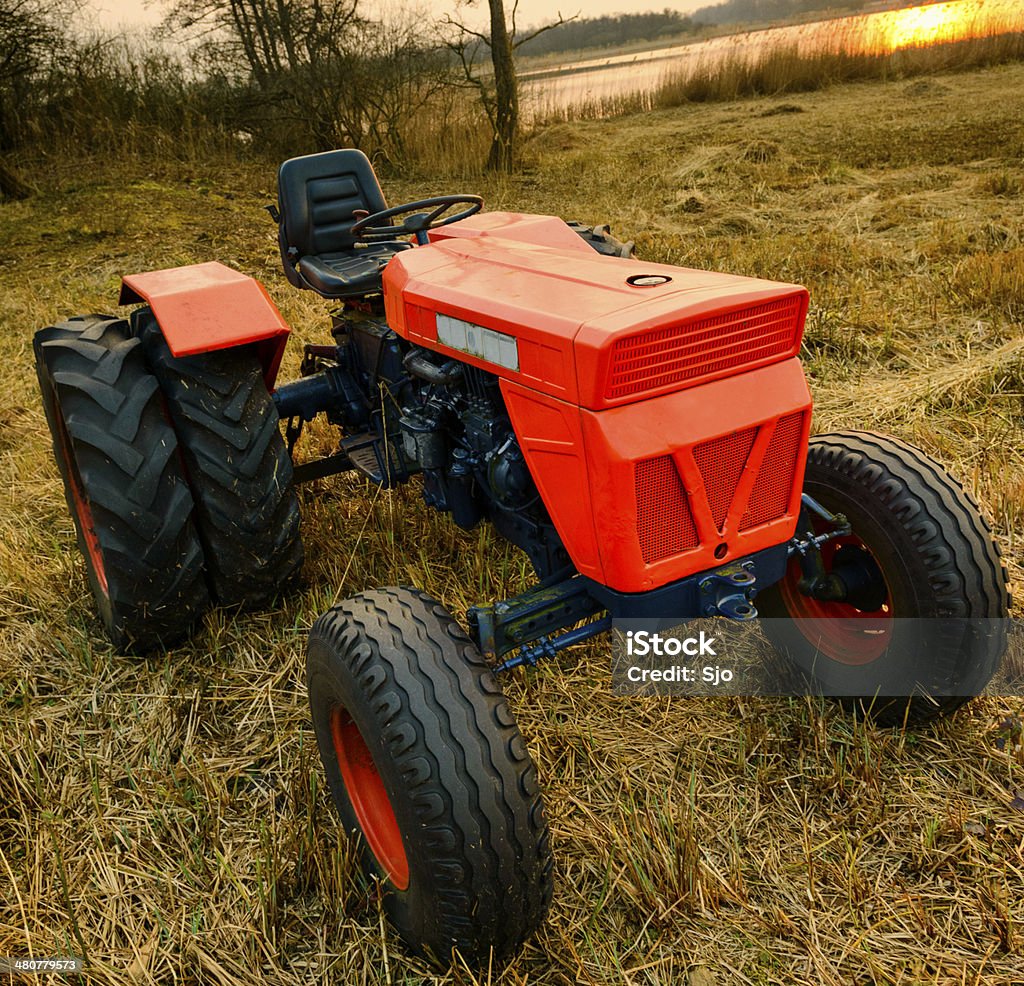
[693,427,757,532]
[634,412,806,566]
[741,412,805,530]
[607,297,802,401]
[635,456,699,564]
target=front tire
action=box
[307,587,552,967]
[757,431,1009,726]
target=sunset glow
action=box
[864,0,1017,53]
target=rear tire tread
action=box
[134,308,303,609]
[34,315,210,650]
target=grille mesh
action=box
[635,456,699,564]
[693,428,757,532]
[741,412,805,530]
[607,297,801,400]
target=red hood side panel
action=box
[499,379,603,580]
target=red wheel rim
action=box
[330,706,409,890]
[54,403,108,596]
[778,522,893,666]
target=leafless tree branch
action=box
[513,11,574,50]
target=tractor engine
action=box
[399,357,571,579]
[281,316,570,580]
[401,360,569,577]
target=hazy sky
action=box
[86,0,707,32]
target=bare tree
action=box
[445,0,570,172]
[163,0,452,163]
[0,0,73,198]
[162,0,364,94]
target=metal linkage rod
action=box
[494,615,613,673]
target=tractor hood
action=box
[383,228,808,410]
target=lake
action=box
[520,0,1023,116]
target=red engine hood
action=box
[383,234,808,410]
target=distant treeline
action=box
[515,10,701,56]
[692,0,870,25]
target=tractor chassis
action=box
[471,545,789,672]
[268,325,866,674]
[466,492,903,674]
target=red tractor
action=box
[34,149,1008,966]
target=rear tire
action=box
[34,315,210,650]
[757,431,1009,726]
[566,221,636,258]
[134,308,302,609]
[307,587,552,967]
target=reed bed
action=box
[529,12,1024,125]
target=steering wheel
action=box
[350,195,483,244]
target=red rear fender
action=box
[119,261,290,388]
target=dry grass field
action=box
[2,59,1024,985]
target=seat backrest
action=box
[277,149,388,264]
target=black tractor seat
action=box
[296,243,412,298]
[275,148,410,300]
